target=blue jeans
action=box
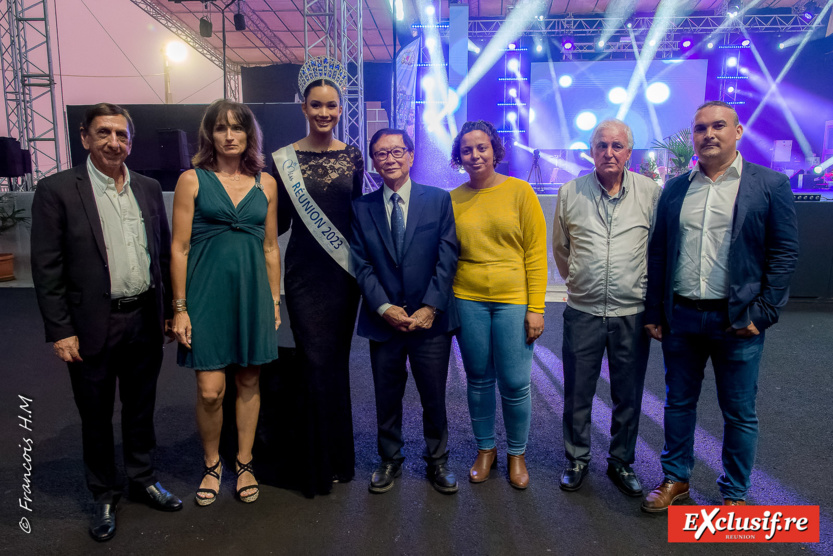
[661,303,765,501]
[456,299,533,456]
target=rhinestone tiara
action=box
[298,56,349,96]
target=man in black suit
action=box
[641,101,799,511]
[350,128,460,494]
[31,103,182,541]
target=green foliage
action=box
[652,129,695,177]
[0,193,29,236]
[639,157,659,181]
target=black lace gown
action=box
[275,145,364,496]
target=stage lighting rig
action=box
[802,1,819,21]
[561,36,575,51]
[726,1,742,18]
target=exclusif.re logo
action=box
[668,506,820,543]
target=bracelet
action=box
[274,299,281,306]
[173,299,187,313]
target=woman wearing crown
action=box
[271,57,364,496]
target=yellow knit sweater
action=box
[450,176,548,313]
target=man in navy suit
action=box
[31,103,181,541]
[350,128,460,494]
[641,101,799,511]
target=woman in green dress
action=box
[171,100,280,505]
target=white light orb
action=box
[165,41,188,63]
[507,58,520,72]
[507,112,517,123]
[425,37,437,50]
[570,141,589,150]
[645,82,670,104]
[424,5,435,16]
[608,87,628,104]
[727,56,738,68]
[558,74,573,88]
[508,87,517,98]
[575,111,597,131]
[421,75,435,91]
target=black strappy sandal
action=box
[235,457,260,503]
[195,459,222,506]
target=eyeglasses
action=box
[371,147,409,162]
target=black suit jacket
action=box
[350,181,460,342]
[31,164,172,356]
[645,160,799,332]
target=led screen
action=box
[529,59,709,149]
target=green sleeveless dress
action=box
[177,168,278,370]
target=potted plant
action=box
[0,193,30,281]
[652,129,695,179]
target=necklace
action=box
[217,169,242,182]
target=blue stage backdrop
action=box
[529,59,708,150]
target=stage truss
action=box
[0,0,61,190]
[130,0,243,101]
[303,0,365,154]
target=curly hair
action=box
[450,120,505,170]
[191,99,265,176]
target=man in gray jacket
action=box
[552,119,662,496]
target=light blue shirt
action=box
[87,156,151,298]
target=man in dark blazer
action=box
[350,128,460,494]
[641,101,799,512]
[31,103,181,541]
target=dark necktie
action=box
[390,192,405,263]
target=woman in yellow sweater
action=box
[449,120,548,489]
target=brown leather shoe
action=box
[641,479,690,513]
[724,499,747,506]
[469,448,497,483]
[507,453,529,490]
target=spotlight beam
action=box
[513,143,584,175]
[456,0,547,98]
[544,57,573,151]
[743,2,833,159]
[740,30,813,159]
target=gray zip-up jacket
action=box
[553,169,662,317]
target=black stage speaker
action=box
[0,137,26,178]
[234,13,246,31]
[157,129,190,171]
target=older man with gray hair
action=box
[552,118,661,496]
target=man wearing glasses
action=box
[350,128,460,494]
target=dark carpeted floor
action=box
[0,288,830,555]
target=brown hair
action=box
[192,99,265,175]
[80,103,135,139]
[450,120,505,169]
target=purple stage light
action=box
[561,37,574,51]
[741,38,751,46]
[682,39,692,48]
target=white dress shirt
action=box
[87,156,151,298]
[377,178,412,316]
[673,151,743,300]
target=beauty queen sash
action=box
[273,145,354,276]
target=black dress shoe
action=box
[559,461,588,492]
[427,464,458,494]
[607,462,643,497]
[89,502,116,542]
[130,481,183,512]
[369,461,402,494]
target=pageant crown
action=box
[298,56,349,95]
